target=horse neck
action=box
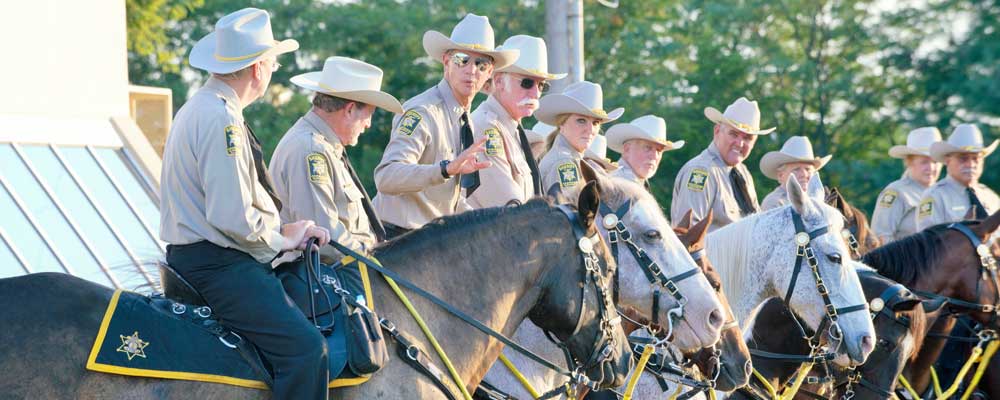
[707,214,765,323]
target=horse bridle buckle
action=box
[795,232,811,247]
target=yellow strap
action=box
[960,340,1000,400]
[667,379,685,400]
[622,344,654,400]
[778,362,813,400]
[896,375,922,400]
[498,353,542,399]
[752,368,780,399]
[930,366,943,398]
[936,345,983,399]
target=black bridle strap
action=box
[783,210,830,305]
[749,349,835,364]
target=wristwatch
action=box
[439,160,452,179]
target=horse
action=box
[861,210,1000,396]
[0,187,634,399]
[711,174,876,366]
[825,186,881,257]
[729,297,814,400]
[478,169,725,399]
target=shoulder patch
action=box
[484,128,504,157]
[224,125,240,157]
[306,153,330,184]
[918,198,933,218]
[557,162,580,188]
[878,189,898,208]
[686,168,709,192]
[397,110,422,136]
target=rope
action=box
[778,362,814,400]
[498,353,542,399]
[960,340,1000,400]
[896,375,922,400]
[752,369,779,399]
[622,344,654,400]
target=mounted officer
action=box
[159,8,331,399]
[758,136,832,210]
[917,124,999,229]
[870,127,943,243]
[606,115,685,190]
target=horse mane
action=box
[707,210,762,306]
[859,222,961,287]
[907,299,929,362]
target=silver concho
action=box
[977,244,991,257]
[795,232,811,247]
[579,237,594,254]
[841,229,852,239]
[870,298,885,312]
[603,214,619,229]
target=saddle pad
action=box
[85,290,358,389]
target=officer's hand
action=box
[279,220,315,251]
[299,226,331,251]
[447,136,492,176]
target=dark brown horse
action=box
[0,188,634,399]
[826,187,881,257]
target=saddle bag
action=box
[341,294,388,376]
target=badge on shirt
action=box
[484,128,504,157]
[224,125,240,157]
[557,162,579,188]
[687,169,708,192]
[878,190,898,208]
[397,110,422,136]
[306,153,330,184]
[918,198,933,218]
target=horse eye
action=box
[827,254,842,264]
[643,230,662,242]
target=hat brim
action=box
[704,107,775,135]
[534,95,624,126]
[422,31,519,70]
[189,32,299,74]
[290,72,403,114]
[760,152,833,180]
[496,64,567,81]
[888,145,932,159]
[929,140,999,162]
[606,124,684,153]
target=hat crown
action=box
[318,56,385,93]
[629,115,668,140]
[587,135,608,160]
[562,81,608,114]
[779,136,817,159]
[948,124,986,148]
[722,97,763,131]
[213,8,276,60]
[497,35,550,74]
[449,13,497,51]
[906,127,942,150]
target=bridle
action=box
[912,223,1000,326]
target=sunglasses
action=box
[518,77,550,93]
[450,52,493,72]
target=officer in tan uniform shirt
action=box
[467,35,564,209]
[372,14,517,236]
[535,80,623,202]
[871,127,943,243]
[159,9,331,399]
[671,97,774,231]
[917,124,1000,230]
[606,115,685,189]
[270,57,402,263]
[758,136,831,211]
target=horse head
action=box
[825,187,881,256]
[577,162,724,352]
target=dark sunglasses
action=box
[518,77,550,93]
[450,52,493,72]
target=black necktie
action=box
[340,151,387,243]
[729,168,757,216]
[459,112,480,195]
[243,121,283,212]
[516,125,542,196]
[643,180,651,192]
[967,186,988,220]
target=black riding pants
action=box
[166,241,329,400]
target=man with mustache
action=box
[917,123,999,229]
[372,14,517,237]
[671,97,774,232]
[467,35,564,208]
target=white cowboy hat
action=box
[423,14,519,70]
[189,8,299,74]
[759,136,832,180]
[534,81,624,126]
[527,121,555,144]
[584,134,616,171]
[606,115,685,153]
[888,127,942,158]
[930,123,998,162]
[495,35,566,80]
[290,56,403,113]
[704,97,775,135]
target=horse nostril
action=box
[707,308,724,331]
[744,359,753,378]
[860,335,875,358]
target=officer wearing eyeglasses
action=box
[466,35,565,209]
[372,14,519,238]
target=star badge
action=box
[117,331,149,361]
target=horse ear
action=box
[579,159,599,183]
[676,210,694,230]
[688,209,712,247]
[921,297,948,314]
[806,173,826,202]
[577,181,602,233]
[787,176,808,215]
[973,209,1000,238]
[891,298,921,312]
[546,183,570,205]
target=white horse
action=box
[711,174,876,365]
[480,168,726,399]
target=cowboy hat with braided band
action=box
[290,56,403,113]
[930,123,998,162]
[189,8,298,74]
[534,81,624,126]
[704,97,775,135]
[760,136,832,180]
[889,127,943,158]
[422,13,518,70]
[606,115,685,153]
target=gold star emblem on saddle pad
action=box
[117,331,149,361]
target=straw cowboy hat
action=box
[606,115,685,153]
[423,13,518,70]
[760,136,832,180]
[189,8,299,74]
[585,134,616,171]
[888,127,942,158]
[495,35,566,80]
[930,123,998,162]
[704,97,775,135]
[290,56,403,114]
[534,81,624,126]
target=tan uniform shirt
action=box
[466,96,535,209]
[671,143,759,232]
[270,111,376,262]
[372,79,471,229]
[760,185,789,211]
[916,175,1000,230]
[539,134,591,202]
[611,160,644,186]
[160,77,284,263]
[870,174,928,243]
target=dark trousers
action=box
[167,241,329,400]
[382,221,412,240]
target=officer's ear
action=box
[578,181,602,235]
